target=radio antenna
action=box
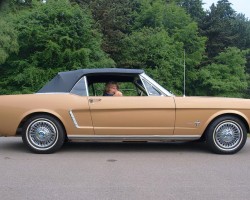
[183,49,186,97]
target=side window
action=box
[86,75,153,96]
[89,83,105,96]
[141,78,162,96]
[70,76,88,96]
[89,82,140,96]
[119,82,139,96]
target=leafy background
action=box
[0,0,249,97]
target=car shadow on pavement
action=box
[0,138,210,154]
[0,138,27,153]
[61,141,210,154]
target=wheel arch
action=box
[16,112,67,137]
[201,113,249,140]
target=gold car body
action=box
[0,93,250,140]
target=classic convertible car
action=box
[0,68,249,154]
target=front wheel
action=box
[22,115,65,154]
[206,116,247,154]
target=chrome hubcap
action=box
[27,119,58,149]
[214,121,242,150]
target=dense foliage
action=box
[0,0,114,94]
[0,0,250,97]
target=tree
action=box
[119,27,184,94]
[0,18,19,65]
[0,0,114,94]
[72,0,139,62]
[231,13,250,50]
[200,0,237,59]
[125,0,206,95]
[177,0,205,23]
[0,0,20,65]
[197,47,248,97]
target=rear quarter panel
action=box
[0,93,93,136]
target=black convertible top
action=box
[37,68,144,93]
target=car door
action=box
[88,96,175,135]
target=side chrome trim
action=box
[69,110,79,128]
[67,135,200,141]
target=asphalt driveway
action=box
[0,137,250,200]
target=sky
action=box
[202,0,250,19]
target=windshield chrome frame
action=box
[139,73,173,97]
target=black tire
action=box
[22,114,65,154]
[205,116,247,154]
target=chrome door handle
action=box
[89,98,102,103]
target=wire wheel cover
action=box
[214,121,242,150]
[27,119,58,149]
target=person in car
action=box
[103,81,123,96]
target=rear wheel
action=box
[22,115,65,153]
[206,116,247,154]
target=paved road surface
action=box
[0,137,250,200]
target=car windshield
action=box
[140,73,174,96]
